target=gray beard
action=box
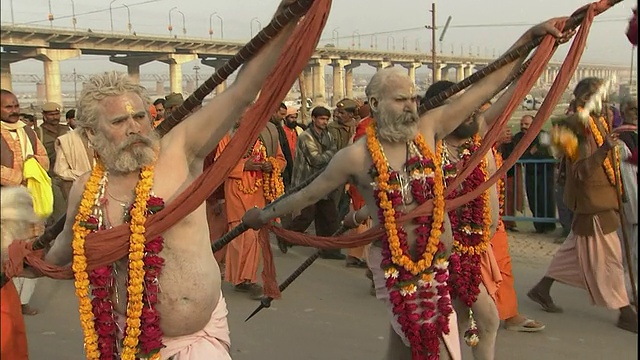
[374,107,419,143]
[92,131,160,173]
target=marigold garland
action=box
[493,149,505,216]
[366,122,445,275]
[72,162,105,360]
[587,116,620,190]
[263,156,285,203]
[366,120,452,359]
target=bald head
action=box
[365,68,415,106]
[520,115,533,133]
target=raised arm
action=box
[425,18,564,140]
[243,146,356,229]
[44,173,87,266]
[172,2,301,161]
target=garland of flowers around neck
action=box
[587,115,622,194]
[72,161,165,360]
[493,149,505,216]
[366,121,453,359]
[236,139,285,202]
[442,135,492,347]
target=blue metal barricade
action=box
[502,158,560,224]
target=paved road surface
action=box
[25,231,637,360]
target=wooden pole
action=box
[298,72,309,124]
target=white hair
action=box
[1,187,40,258]
[365,67,410,103]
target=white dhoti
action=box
[11,278,37,305]
[161,292,231,360]
[368,246,461,360]
[546,217,629,309]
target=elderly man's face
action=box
[520,115,533,133]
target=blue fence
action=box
[501,158,560,224]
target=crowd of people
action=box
[0,2,638,359]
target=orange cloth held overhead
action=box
[489,220,519,320]
[216,134,286,285]
[1,281,29,360]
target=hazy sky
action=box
[1,0,637,78]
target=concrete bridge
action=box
[0,24,629,106]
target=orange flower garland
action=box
[588,115,620,189]
[493,149,506,216]
[366,121,445,275]
[72,162,156,360]
[72,162,105,360]
[263,156,285,203]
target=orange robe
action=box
[487,219,518,320]
[216,135,286,285]
[347,117,374,261]
[1,281,29,360]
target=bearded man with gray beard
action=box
[243,19,564,360]
[29,2,301,358]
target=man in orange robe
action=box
[1,281,29,360]
[487,219,545,332]
[216,123,286,300]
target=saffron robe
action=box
[488,220,519,320]
[216,134,286,285]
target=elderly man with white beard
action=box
[243,18,565,360]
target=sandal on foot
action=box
[505,318,546,332]
[527,289,563,313]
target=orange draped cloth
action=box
[216,135,286,285]
[1,281,29,360]
[485,220,518,320]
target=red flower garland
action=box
[442,137,490,308]
[373,154,453,359]
[84,195,166,359]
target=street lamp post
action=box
[216,14,224,40]
[73,68,78,106]
[69,0,76,30]
[193,65,201,87]
[415,39,420,52]
[250,17,262,38]
[122,4,132,34]
[351,30,361,49]
[109,0,117,33]
[9,0,14,25]
[178,11,186,35]
[47,0,54,28]
[402,37,408,52]
[386,36,395,51]
[209,12,216,39]
[332,27,339,47]
[370,34,378,49]
[168,7,177,36]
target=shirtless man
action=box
[41,1,300,358]
[243,19,564,359]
